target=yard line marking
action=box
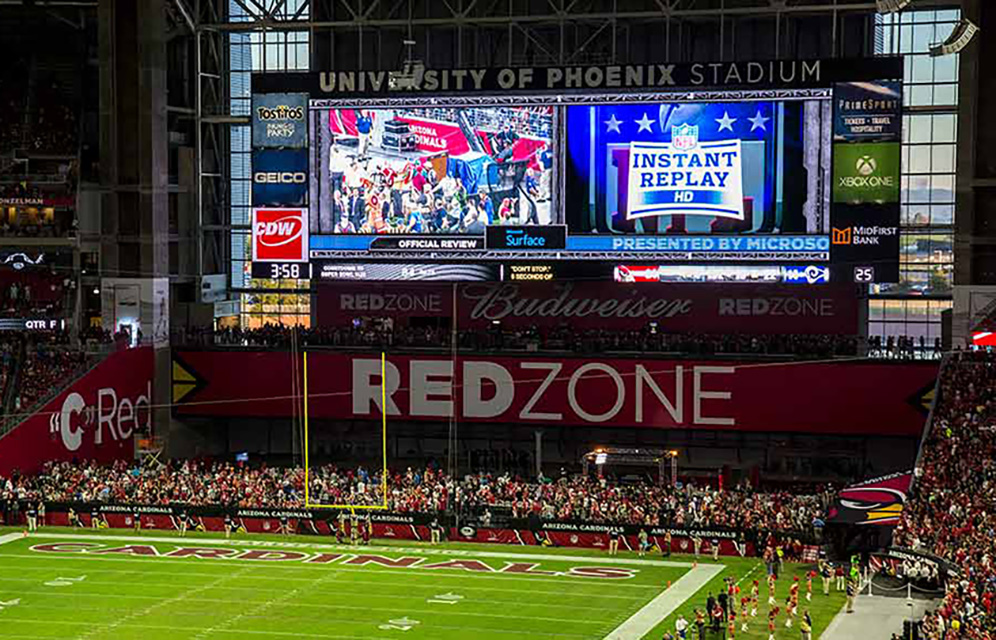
[72,568,251,640]
[0,575,629,610]
[0,532,23,546]
[0,588,604,625]
[21,531,700,568]
[602,562,725,640]
[0,552,664,588]
[196,565,340,640]
[0,616,597,639]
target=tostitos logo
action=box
[49,382,151,452]
[252,208,309,262]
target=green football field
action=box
[0,527,845,640]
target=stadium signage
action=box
[254,58,902,97]
[252,208,309,263]
[253,172,306,184]
[486,225,568,250]
[49,380,152,453]
[250,149,309,207]
[251,93,308,148]
[318,282,858,333]
[0,347,153,477]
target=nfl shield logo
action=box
[671,124,699,150]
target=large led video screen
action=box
[309,106,558,235]
[564,100,832,236]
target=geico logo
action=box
[254,172,306,184]
[48,381,152,452]
[256,105,304,120]
[255,216,303,246]
[838,176,895,188]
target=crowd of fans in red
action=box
[1,459,824,537]
[893,351,996,640]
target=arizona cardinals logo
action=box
[837,484,908,525]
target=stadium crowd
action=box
[893,350,996,640]
[185,324,942,359]
[1,459,824,536]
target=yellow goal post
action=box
[303,351,389,510]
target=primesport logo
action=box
[252,208,309,262]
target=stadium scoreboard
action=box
[250,58,902,284]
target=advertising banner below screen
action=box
[316,281,860,334]
[173,350,937,436]
[0,347,154,477]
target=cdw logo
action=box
[252,208,308,262]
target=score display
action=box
[251,262,312,280]
[250,58,902,282]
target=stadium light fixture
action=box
[875,0,912,13]
[929,19,980,56]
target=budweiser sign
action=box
[318,281,859,334]
[462,283,692,323]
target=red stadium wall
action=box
[173,351,937,436]
[316,281,861,334]
[0,346,153,476]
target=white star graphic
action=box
[604,114,623,134]
[716,111,737,133]
[635,112,654,133]
[748,110,770,132]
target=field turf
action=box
[0,527,845,640]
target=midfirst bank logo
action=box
[49,382,151,452]
[832,226,898,246]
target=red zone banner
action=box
[0,347,154,476]
[173,351,937,436]
[38,510,750,557]
[316,281,861,334]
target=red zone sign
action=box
[173,351,937,436]
[0,347,154,476]
[29,543,638,579]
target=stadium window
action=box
[873,9,958,339]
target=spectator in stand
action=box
[893,350,996,640]
[177,322,940,360]
[4,460,825,541]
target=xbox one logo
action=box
[855,155,877,176]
